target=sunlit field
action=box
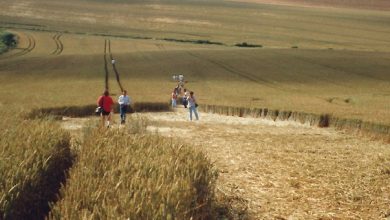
[0,0,389,219]
[0,32,389,124]
[1,0,390,124]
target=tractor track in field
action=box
[186,51,277,88]
[51,33,63,55]
[104,39,109,90]
[0,32,35,60]
[103,39,124,92]
[107,39,124,92]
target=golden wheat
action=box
[0,108,72,219]
[48,116,216,219]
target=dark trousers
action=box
[120,105,128,122]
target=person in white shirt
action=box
[187,91,199,121]
[171,88,177,108]
[182,88,188,108]
[118,90,131,124]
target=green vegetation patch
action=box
[0,31,17,54]
[234,42,262,48]
[162,38,224,46]
[48,117,217,219]
[0,111,73,219]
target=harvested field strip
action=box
[51,33,63,55]
[0,32,35,59]
[199,104,390,142]
[108,40,124,92]
[0,118,73,219]
[48,119,216,219]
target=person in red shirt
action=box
[97,90,114,128]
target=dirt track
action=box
[62,108,390,219]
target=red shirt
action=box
[97,95,114,112]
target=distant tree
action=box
[1,32,17,47]
[235,42,262,48]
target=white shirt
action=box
[118,95,131,105]
[187,96,197,107]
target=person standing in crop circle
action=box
[182,88,188,108]
[172,88,178,108]
[118,90,131,124]
[187,91,199,121]
[97,90,114,128]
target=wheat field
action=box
[0,0,389,219]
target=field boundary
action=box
[199,104,390,142]
[0,26,269,49]
[0,26,349,51]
